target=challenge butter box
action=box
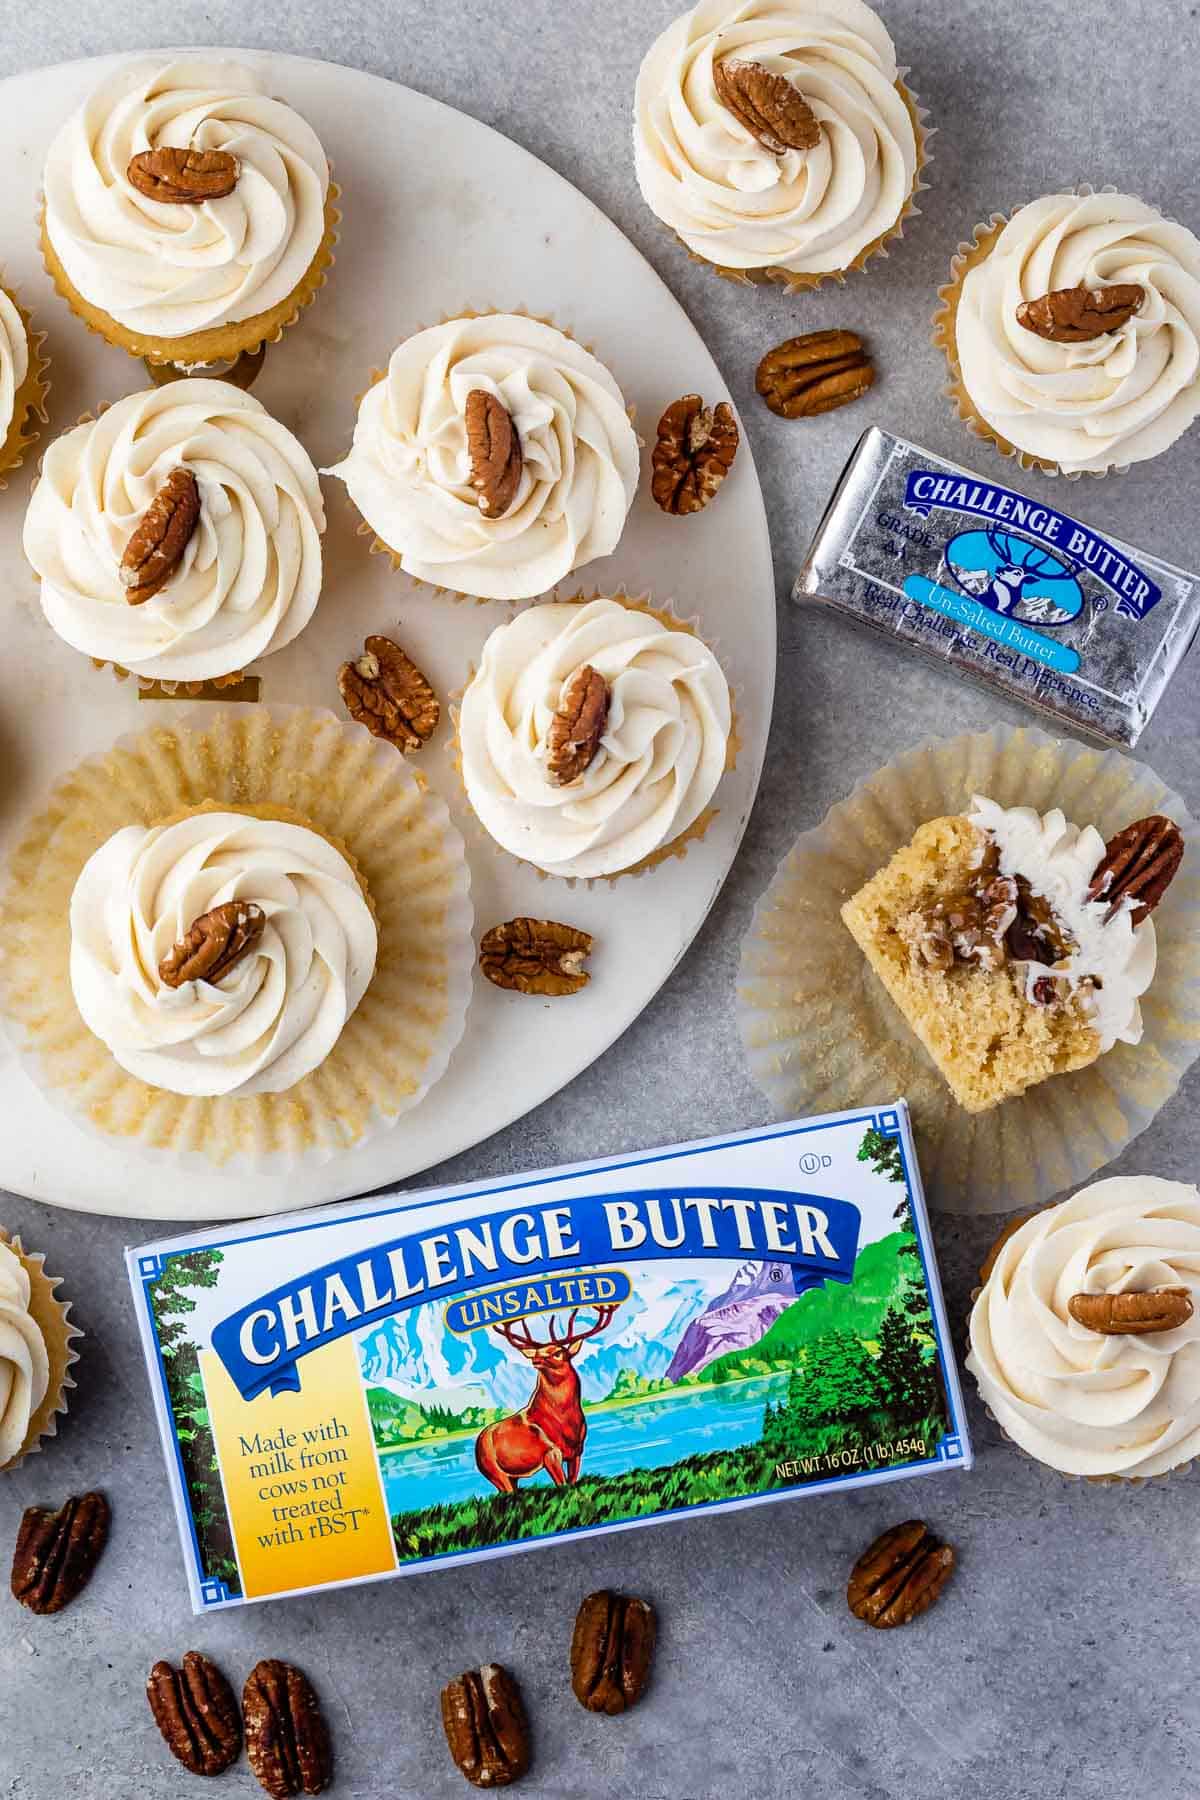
[127,1103,971,1612]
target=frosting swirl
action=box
[0,1240,49,1468]
[0,287,29,448]
[968,795,1157,1051]
[43,58,330,339]
[955,192,1200,474]
[968,1177,1200,1478]
[23,380,325,682]
[633,0,918,275]
[69,811,377,1097]
[459,598,731,878]
[325,315,640,601]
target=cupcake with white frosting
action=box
[968,1178,1200,1481]
[633,0,926,288]
[40,57,337,373]
[0,280,50,488]
[458,596,733,879]
[0,708,474,1166]
[326,314,640,602]
[23,378,325,690]
[936,191,1200,476]
[0,1231,80,1473]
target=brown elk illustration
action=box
[475,1305,618,1493]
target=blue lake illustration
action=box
[944,526,1083,625]
[378,1375,786,1516]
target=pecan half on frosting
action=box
[127,146,240,203]
[713,58,820,154]
[465,388,523,518]
[120,467,201,604]
[1016,282,1144,343]
[159,901,266,990]
[1068,1287,1193,1335]
[1086,815,1184,925]
[546,664,608,785]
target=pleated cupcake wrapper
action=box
[737,722,1200,1216]
[678,77,931,292]
[38,179,339,369]
[0,1231,82,1474]
[345,306,640,605]
[933,184,1136,481]
[447,588,740,887]
[0,283,51,489]
[0,705,474,1173]
[965,1237,1190,1487]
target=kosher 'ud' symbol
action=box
[944,527,1083,627]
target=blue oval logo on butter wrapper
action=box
[944,527,1083,627]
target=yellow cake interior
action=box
[841,814,1101,1113]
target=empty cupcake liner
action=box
[0,705,474,1172]
[737,723,1200,1215]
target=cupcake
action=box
[967,1178,1200,1481]
[841,797,1179,1113]
[69,808,377,1099]
[324,314,640,601]
[40,57,336,374]
[22,378,324,689]
[0,707,474,1165]
[936,191,1200,476]
[458,596,732,879]
[0,282,50,487]
[0,1231,79,1472]
[633,0,925,288]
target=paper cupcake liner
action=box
[737,723,1200,1215]
[448,588,740,887]
[344,307,640,604]
[0,1230,82,1473]
[39,182,339,369]
[933,186,1132,481]
[0,284,51,489]
[0,705,474,1172]
[966,1233,1190,1487]
[679,79,932,291]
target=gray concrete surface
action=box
[3,3,1199,1797]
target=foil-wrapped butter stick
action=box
[794,428,1200,746]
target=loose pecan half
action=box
[11,1492,110,1615]
[479,918,593,997]
[243,1660,331,1799]
[120,467,201,604]
[546,664,608,785]
[713,58,820,154]
[847,1520,954,1629]
[1016,283,1144,344]
[159,901,266,990]
[338,634,440,751]
[147,1652,241,1777]
[128,146,240,203]
[651,394,739,516]
[1068,1287,1193,1335]
[465,389,523,519]
[756,330,876,420]
[441,1664,531,1789]
[1086,815,1184,925]
[570,1590,657,1715]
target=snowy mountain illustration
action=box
[356,1268,713,1408]
[664,1260,819,1381]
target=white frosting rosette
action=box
[42,57,330,341]
[70,810,378,1098]
[0,1239,49,1469]
[968,1178,1200,1479]
[945,192,1200,475]
[633,0,921,280]
[459,598,732,879]
[326,315,640,601]
[0,287,30,451]
[23,379,325,683]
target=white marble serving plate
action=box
[0,48,775,1218]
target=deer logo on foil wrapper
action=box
[944,528,1084,627]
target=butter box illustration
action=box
[126,1103,971,1612]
